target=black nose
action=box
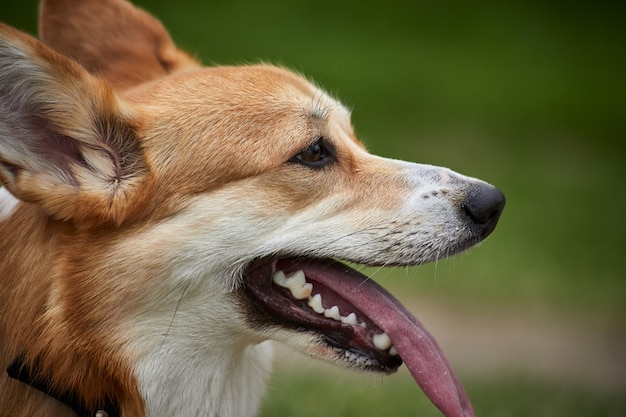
[463,184,505,239]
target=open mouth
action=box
[244,257,474,417]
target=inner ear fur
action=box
[39,0,200,91]
[0,23,151,226]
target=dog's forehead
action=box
[129,64,356,152]
[129,64,350,128]
[243,66,355,145]
[212,64,352,131]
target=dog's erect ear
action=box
[0,24,150,225]
[39,0,200,91]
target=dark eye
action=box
[289,138,334,168]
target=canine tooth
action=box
[373,332,392,350]
[341,312,358,325]
[308,294,325,314]
[389,346,398,356]
[324,306,341,321]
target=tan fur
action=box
[0,1,502,416]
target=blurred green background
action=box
[2,0,625,415]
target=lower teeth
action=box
[373,333,392,350]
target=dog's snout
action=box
[463,184,505,238]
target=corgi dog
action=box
[0,1,504,416]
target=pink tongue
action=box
[288,259,474,417]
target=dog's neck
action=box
[121,256,276,417]
[135,339,274,417]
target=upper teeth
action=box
[271,269,398,355]
[271,270,312,300]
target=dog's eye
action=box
[290,139,334,168]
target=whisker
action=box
[160,281,190,349]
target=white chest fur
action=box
[135,340,274,417]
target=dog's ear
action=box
[39,0,200,91]
[0,24,151,225]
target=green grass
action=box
[261,369,626,417]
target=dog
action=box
[0,1,504,416]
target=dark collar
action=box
[7,355,121,417]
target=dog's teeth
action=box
[287,270,306,288]
[292,282,313,300]
[285,270,312,299]
[323,306,341,321]
[274,272,365,328]
[389,346,398,356]
[308,294,325,314]
[341,312,358,325]
[271,270,288,286]
[272,270,311,300]
[373,332,392,350]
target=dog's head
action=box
[0,1,503,416]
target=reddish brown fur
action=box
[40,0,199,91]
[0,206,146,416]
